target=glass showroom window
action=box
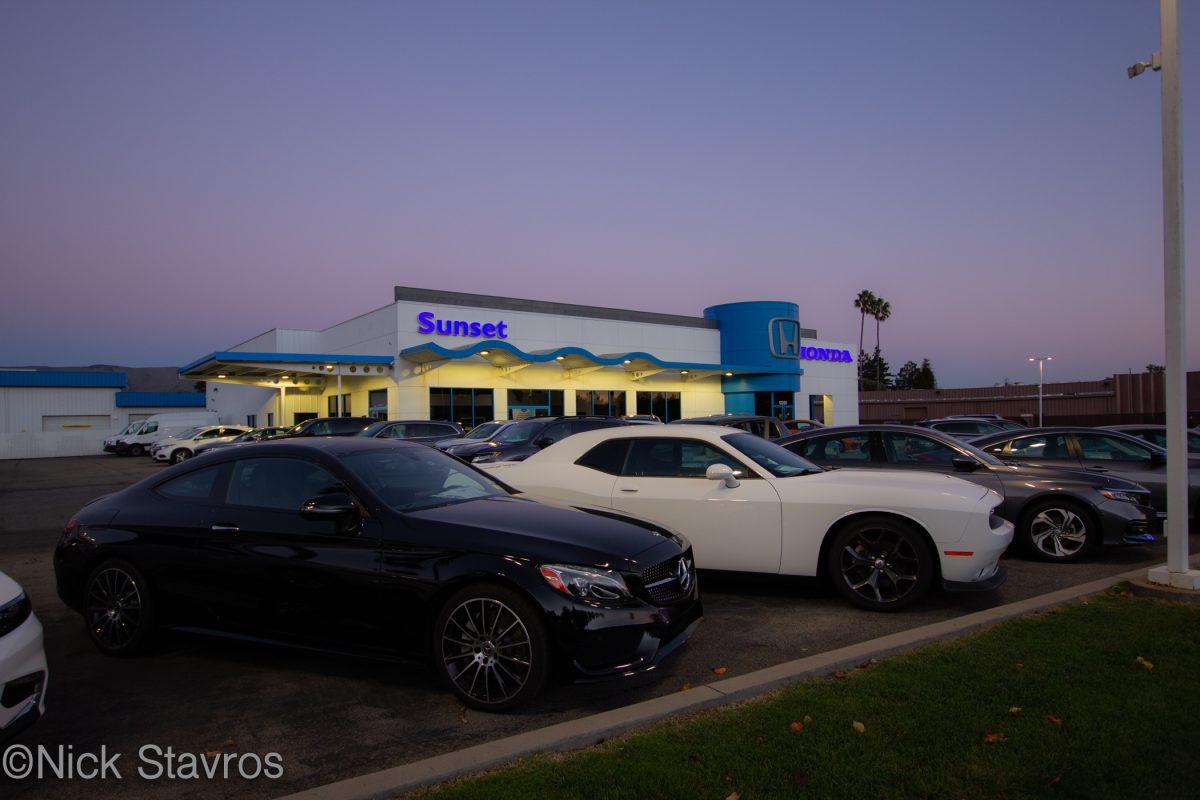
[368,389,388,420]
[327,393,352,417]
[575,390,627,417]
[636,391,681,422]
[246,414,257,428]
[755,391,795,420]
[506,389,564,419]
[429,388,495,428]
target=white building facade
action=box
[183,287,859,430]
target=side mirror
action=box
[300,492,359,528]
[1150,451,1166,467]
[706,463,741,488]
[952,457,982,473]
[535,437,554,449]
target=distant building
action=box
[860,370,1200,427]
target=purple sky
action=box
[2,0,1197,386]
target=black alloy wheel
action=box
[84,559,155,656]
[826,516,934,611]
[435,584,548,711]
[128,444,144,457]
[1019,499,1096,563]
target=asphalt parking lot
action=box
[3,456,1195,800]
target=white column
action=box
[1149,0,1198,588]
[337,372,343,417]
[279,385,286,427]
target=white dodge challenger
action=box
[480,425,1013,611]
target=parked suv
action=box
[671,414,791,440]
[280,417,375,438]
[917,417,1023,440]
[152,425,252,464]
[456,416,630,464]
[359,419,464,444]
[1102,424,1200,456]
[435,420,512,453]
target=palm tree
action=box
[873,298,891,388]
[853,290,877,390]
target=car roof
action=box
[203,436,424,460]
[673,414,771,423]
[776,423,955,442]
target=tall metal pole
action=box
[1152,0,1196,586]
[1038,359,1044,426]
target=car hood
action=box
[0,571,22,605]
[443,440,515,457]
[400,495,681,569]
[991,462,1147,491]
[802,467,995,503]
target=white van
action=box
[103,420,146,454]
[113,411,218,456]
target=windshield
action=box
[723,433,821,477]
[172,426,205,439]
[955,439,1006,466]
[119,422,141,435]
[341,447,509,512]
[465,421,504,440]
[494,421,538,444]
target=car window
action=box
[882,432,959,466]
[331,419,371,435]
[723,433,818,477]
[1004,434,1071,459]
[225,458,344,510]
[307,420,334,436]
[933,421,980,434]
[341,448,508,511]
[576,439,631,475]
[1075,433,1153,463]
[538,422,573,446]
[794,433,873,464]
[197,427,224,439]
[142,422,158,434]
[379,423,407,439]
[157,465,222,501]
[741,419,768,437]
[623,438,745,478]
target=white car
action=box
[0,571,47,739]
[481,425,1013,611]
[151,425,251,464]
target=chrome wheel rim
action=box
[86,567,143,649]
[441,598,531,705]
[839,528,921,604]
[1030,508,1087,558]
[174,450,189,462]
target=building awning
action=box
[398,340,767,381]
[178,351,394,382]
[0,370,127,388]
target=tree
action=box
[1146,363,1165,374]
[873,298,891,389]
[853,290,877,390]
[859,347,893,391]
[895,360,921,390]
[917,358,937,389]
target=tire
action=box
[128,444,144,457]
[84,559,155,657]
[1018,498,1097,563]
[169,449,191,465]
[434,584,549,711]
[825,516,935,612]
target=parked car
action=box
[359,419,464,445]
[782,419,825,433]
[917,417,1024,440]
[670,414,791,440]
[970,427,1200,521]
[279,416,374,438]
[621,415,663,424]
[1,569,47,739]
[435,421,512,452]
[111,411,220,456]
[778,425,1157,562]
[454,416,630,464]
[480,425,1012,611]
[193,426,290,456]
[53,438,700,711]
[152,425,252,465]
[1101,424,1200,456]
[103,420,145,453]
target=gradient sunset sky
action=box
[2,0,1197,386]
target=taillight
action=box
[63,516,78,535]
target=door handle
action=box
[618,487,639,493]
[211,524,240,533]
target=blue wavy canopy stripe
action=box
[399,340,764,373]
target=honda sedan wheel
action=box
[1021,500,1095,563]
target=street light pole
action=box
[1028,356,1052,426]
[1133,0,1198,589]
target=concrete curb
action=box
[277,558,1197,800]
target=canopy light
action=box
[680,370,690,375]
[555,356,565,361]
[479,350,490,356]
[216,374,226,379]
[725,372,733,377]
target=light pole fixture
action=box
[1028,356,1052,426]
[1131,0,1197,590]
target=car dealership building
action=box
[180,287,859,430]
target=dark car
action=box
[435,420,511,452]
[778,425,1158,562]
[360,419,464,445]
[54,438,700,711]
[1101,424,1200,457]
[969,427,1200,523]
[281,416,375,437]
[453,416,630,464]
[917,417,1024,440]
[670,415,791,440]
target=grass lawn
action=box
[418,588,1200,800]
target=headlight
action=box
[540,564,631,602]
[1099,489,1146,504]
[471,451,501,463]
[0,592,32,637]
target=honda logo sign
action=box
[768,317,801,359]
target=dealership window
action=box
[246,414,257,428]
[430,388,495,428]
[327,393,352,417]
[368,389,389,421]
[267,412,274,427]
[575,390,626,417]
[635,391,681,423]
[754,391,795,420]
[506,389,563,420]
